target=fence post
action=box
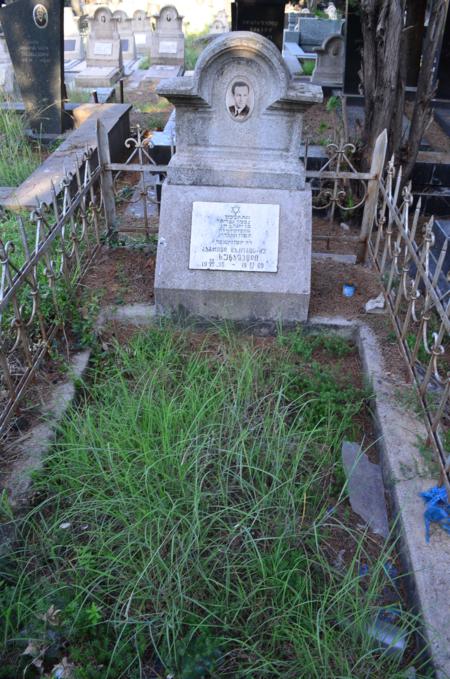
[359,129,388,263]
[96,119,117,239]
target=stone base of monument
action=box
[146,64,184,79]
[75,66,123,88]
[155,184,312,322]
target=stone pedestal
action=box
[154,32,322,323]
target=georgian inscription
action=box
[94,42,113,55]
[18,41,50,64]
[189,202,279,272]
[159,40,178,54]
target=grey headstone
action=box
[311,33,344,87]
[341,441,389,538]
[154,32,322,322]
[299,17,343,50]
[150,5,184,67]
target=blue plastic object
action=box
[420,486,450,542]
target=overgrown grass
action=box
[0,325,428,678]
[0,105,42,186]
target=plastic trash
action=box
[420,485,450,542]
[343,283,356,297]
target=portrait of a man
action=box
[227,79,253,121]
[33,3,48,28]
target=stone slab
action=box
[3,103,131,209]
[146,64,183,78]
[155,183,312,322]
[75,66,122,88]
[341,440,389,538]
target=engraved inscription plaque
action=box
[64,39,76,51]
[159,40,178,54]
[94,42,113,56]
[189,202,279,272]
[135,32,146,45]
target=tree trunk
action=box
[401,0,449,184]
[360,0,404,168]
[405,0,427,86]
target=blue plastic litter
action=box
[358,563,369,577]
[420,486,450,542]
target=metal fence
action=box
[367,153,450,495]
[0,148,106,437]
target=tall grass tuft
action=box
[0,103,42,186]
[0,325,428,678]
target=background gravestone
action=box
[154,31,322,322]
[231,0,286,51]
[0,0,66,134]
[150,5,184,67]
[0,30,15,94]
[131,9,152,56]
[63,6,84,62]
[113,10,136,63]
[75,6,123,87]
[311,33,344,88]
[343,7,362,95]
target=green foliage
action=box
[301,59,316,76]
[0,325,425,677]
[138,56,150,69]
[185,32,208,71]
[326,95,342,113]
[0,103,42,185]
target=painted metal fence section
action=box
[0,148,106,437]
[367,155,450,494]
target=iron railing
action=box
[0,148,106,437]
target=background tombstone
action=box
[0,28,15,94]
[150,4,184,67]
[0,0,67,135]
[298,16,343,52]
[64,6,85,62]
[76,6,123,86]
[231,0,286,51]
[154,31,322,322]
[131,9,152,56]
[311,33,344,88]
[113,9,136,63]
[343,7,362,95]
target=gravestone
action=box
[0,0,66,134]
[0,32,15,93]
[231,0,286,51]
[150,5,184,67]
[343,7,362,95]
[75,7,123,87]
[113,10,136,62]
[210,11,229,35]
[131,9,152,56]
[298,16,343,51]
[64,7,84,62]
[311,33,344,87]
[154,31,322,322]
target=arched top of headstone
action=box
[155,4,183,23]
[93,6,113,22]
[133,9,147,20]
[315,32,343,56]
[113,9,128,21]
[157,32,322,191]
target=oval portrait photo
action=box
[226,78,254,122]
[33,3,48,28]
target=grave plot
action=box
[0,322,427,678]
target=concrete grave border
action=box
[2,305,449,677]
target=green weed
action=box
[0,102,42,185]
[0,324,426,677]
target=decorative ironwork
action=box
[369,157,450,495]
[110,124,171,237]
[306,140,368,222]
[0,148,106,437]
